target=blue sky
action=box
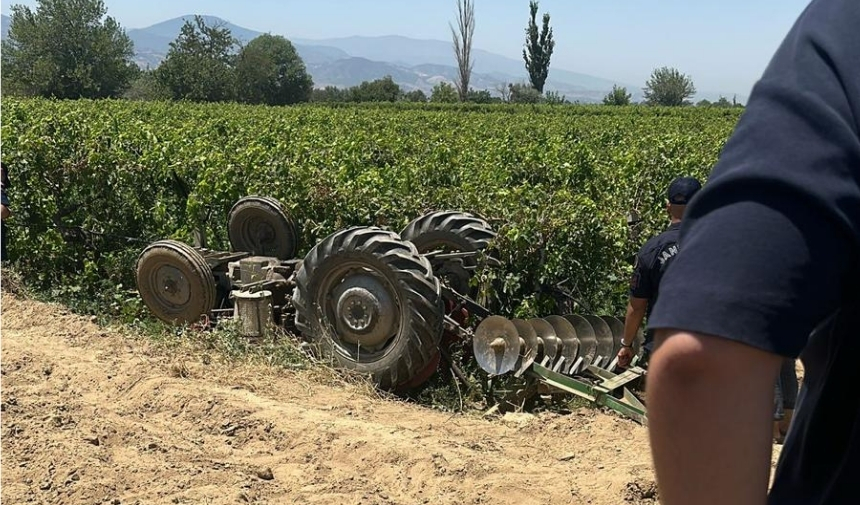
[2,0,812,97]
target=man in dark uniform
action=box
[616,176,702,369]
[644,0,860,503]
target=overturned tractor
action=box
[135,196,647,423]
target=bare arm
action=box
[622,297,647,346]
[647,329,781,505]
[1,204,9,221]
[617,297,648,367]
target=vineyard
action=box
[1,99,747,503]
[0,98,740,322]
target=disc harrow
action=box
[470,312,647,424]
[135,195,649,424]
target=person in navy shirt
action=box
[645,0,860,503]
[616,176,702,370]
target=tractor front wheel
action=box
[293,227,444,391]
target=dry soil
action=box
[1,293,786,504]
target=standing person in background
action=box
[1,163,10,262]
[773,358,799,444]
[616,176,702,370]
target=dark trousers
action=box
[774,358,799,420]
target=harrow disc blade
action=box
[599,316,625,356]
[563,315,598,368]
[529,318,560,365]
[583,315,615,365]
[544,315,580,374]
[512,318,540,370]
[473,316,522,375]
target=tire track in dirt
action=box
[2,294,661,504]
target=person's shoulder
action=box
[640,227,678,253]
[637,232,670,268]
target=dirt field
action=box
[1,293,784,505]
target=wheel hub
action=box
[251,221,275,244]
[332,274,397,349]
[155,265,190,306]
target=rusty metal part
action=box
[473,316,522,376]
[543,315,580,374]
[563,315,598,369]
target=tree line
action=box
[453,0,742,107]
[2,1,313,106]
[1,0,743,107]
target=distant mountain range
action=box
[122,15,628,102]
[1,13,745,103]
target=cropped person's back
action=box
[643,0,860,503]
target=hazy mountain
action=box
[121,16,629,102]
[2,14,10,39]
[126,15,351,69]
[293,35,622,92]
[1,13,742,102]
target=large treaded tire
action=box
[292,227,444,391]
[400,210,496,295]
[228,196,299,260]
[136,240,216,325]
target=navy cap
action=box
[668,176,702,205]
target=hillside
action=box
[124,15,629,102]
[0,13,746,102]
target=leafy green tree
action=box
[235,34,313,106]
[157,15,237,102]
[642,67,696,106]
[403,89,428,102]
[697,99,712,107]
[543,90,567,104]
[348,76,402,102]
[466,89,495,103]
[509,82,541,104]
[1,0,137,98]
[523,0,555,93]
[311,86,349,102]
[603,85,632,106]
[712,96,733,108]
[430,82,459,103]
[123,69,171,101]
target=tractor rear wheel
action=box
[400,210,495,296]
[136,240,216,325]
[293,227,444,391]
[228,196,299,260]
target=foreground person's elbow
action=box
[648,329,717,385]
